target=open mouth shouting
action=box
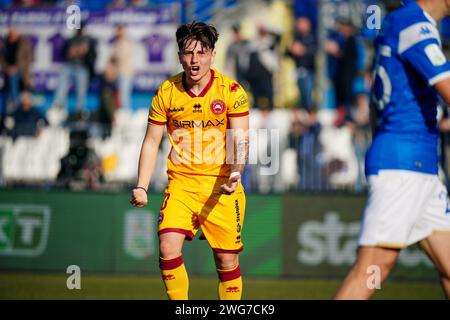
[190,66,200,76]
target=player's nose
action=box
[191,52,199,63]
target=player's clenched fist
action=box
[219,172,241,195]
[130,187,148,207]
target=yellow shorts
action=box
[158,182,246,253]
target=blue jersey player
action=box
[335,0,450,299]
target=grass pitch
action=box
[0,272,445,300]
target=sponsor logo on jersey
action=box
[210,100,225,115]
[226,286,240,293]
[235,200,241,233]
[193,103,202,113]
[169,107,184,113]
[233,94,247,109]
[172,118,225,128]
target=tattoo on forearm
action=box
[233,138,249,174]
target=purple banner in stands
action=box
[0,6,180,91]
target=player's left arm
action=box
[219,116,249,195]
[435,77,450,106]
[399,24,450,99]
[220,84,250,194]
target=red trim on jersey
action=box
[158,228,194,241]
[159,256,183,270]
[212,246,243,254]
[217,265,241,282]
[182,73,197,98]
[148,119,167,126]
[182,70,215,97]
[230,82,240,92]
[228,111,249,118]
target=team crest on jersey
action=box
[158,211,164,224]
[210,100,225,115]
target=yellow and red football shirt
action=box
[148,69,249,191]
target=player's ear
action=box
[211,50,216,63]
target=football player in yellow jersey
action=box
[130,21,249,300]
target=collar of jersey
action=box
[423,11,437,26]
[182,69,216,98]
[406,1,437,26]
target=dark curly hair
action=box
[176,21,219,52]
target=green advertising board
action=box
[0,190,282,277]
[282,194,439,281]
[0,190,441,281]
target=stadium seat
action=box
[319,126,358,188]
[46,107,68,127]
[281,148,299,190]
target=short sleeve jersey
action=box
[366,1,450,175]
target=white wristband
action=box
[230,171,241,179]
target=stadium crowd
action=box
[0,0,449,193]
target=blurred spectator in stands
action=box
[225,23,250,88]
[12,0,42,7]
[247,24,281,110]
[325,18,358,127]
[130,0,148,7]
[287,16,316,112]
[295,107,324,191]
[254,104,276,193]
[108,0,128,9]
[0,26,33,114]
[8,90,48,140]
[350,40,371,192]
[57,127,103,190]
[98,57,119,139]
[349,90,370,192]
[52,23,97,121]
[294,0,318,33]
[285,115,302,191]
[57,126,103,189]
[110,24,135,111]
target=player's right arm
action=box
[131,87,168,207]
[130,123,165,207]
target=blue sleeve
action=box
[441,18,450,40]
[399,33,450,86]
